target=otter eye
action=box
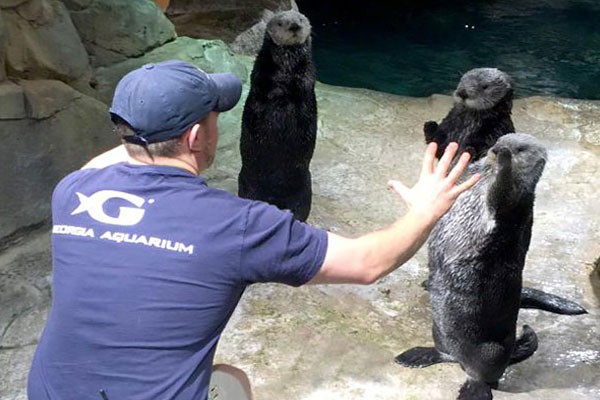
[278,22,283,26]
[516,145,527,152]
[482,84,489,90]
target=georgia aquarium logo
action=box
[71,190,146,226]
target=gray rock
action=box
[12,0,52,21]
[0,0,28,9]
[0,345,35,399]
[230,9,273,56]
[0,9,6,81]
[60,0,91,11]
[0,79,116,240]
[0,230,51,349]
[0,80,26,119]
[166,0,295,43]
[20,78,81,119]
[67,0,177,67]
[230,1,300,56]
[3,0,90,82]
[93,37,248,105]
[1,302,49,348]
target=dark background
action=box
[298,0,600,99]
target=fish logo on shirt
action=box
[71,190,146,226]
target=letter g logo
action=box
[71,190,146,226]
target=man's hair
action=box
[111,115,182,158]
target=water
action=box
[301,0,600,99]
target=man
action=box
[28,60,479,400]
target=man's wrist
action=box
[400,207,438,233]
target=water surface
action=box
[301,0,600,99]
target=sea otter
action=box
[238,10,317,222]
[396,134,583,399]
[424,68,515,161]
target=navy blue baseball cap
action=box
[109,60,242,144]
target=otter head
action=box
[454,68,513,111]
[486,133,547,190]
[266,10,311,46]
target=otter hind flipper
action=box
[395,346,453,368]
[457,379,493,400]
[521,287,587,315]
[509,325,538,365]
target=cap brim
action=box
[210,73,243,112]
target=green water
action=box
[301,0,600,99]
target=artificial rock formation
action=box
[0,9,7,81]
[65,0,177,67]
[2,0,90,83]
[0,79,116,240]
[166,0,296,45]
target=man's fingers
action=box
[387,179,411,202]
[435,142,459,177]
[446,151,472,184]
[452,173,481,196]
[421,142,437,178]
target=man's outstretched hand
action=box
[388,142,481,223]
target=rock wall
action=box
[3,0,89,83]
[65,0,177,67]
[0,0,259,243]
[0,79,115,241]
[0,9,7,81]
[166,0,296,44]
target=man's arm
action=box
[309,142,480,285]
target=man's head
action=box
[109,60,242,163]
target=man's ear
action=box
[187,123,204,152]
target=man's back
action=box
[28,163,326,400]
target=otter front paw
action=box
[423,121,439,142]
[464,145,478,160]
[497,147,512,166]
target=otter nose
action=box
[289,23,301,33]
[456,89,468,99]
[491,144,503,154]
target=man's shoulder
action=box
[55,167,98,191]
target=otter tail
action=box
[521,287,587,315]
[509,324,538,365]
[457,379,493,400]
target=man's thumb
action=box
[387,179,410,201]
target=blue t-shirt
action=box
[28,163,327,400]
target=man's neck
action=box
[130,154,200,176]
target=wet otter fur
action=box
[425,68,515,161]
[422,69,585,315]
[238,10,317,222]
[397,134,551,399]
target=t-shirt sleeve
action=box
[239,201,328,286]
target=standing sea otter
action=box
[422,68,584,315]
[238,10,317,222]
[425,68,515,161]
[396,134,584,399]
